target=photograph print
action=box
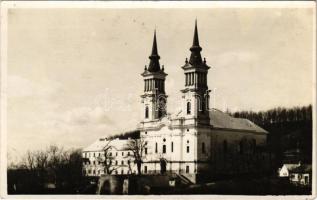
[1,1,316,196]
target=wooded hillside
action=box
[230,105,312,166]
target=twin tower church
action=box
[82,21,269,183]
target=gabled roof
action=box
[109,138,131,151]
[83,138,131,152]
[174,108,268,134]
[83,138,109,152]
[209,109,268,134]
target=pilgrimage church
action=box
[82,21,269,183]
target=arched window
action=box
[162,145,166,154]
[171,142,174,153]
[202,142,206,154]
[155,142,158,153]
[158,109,162,118]
[187,102,191,115]
[145,106,149,119]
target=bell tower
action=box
[141,30,168,123]
[181,20,210,125]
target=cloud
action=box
[214,51,260,69]
[7,75,61,98]
[62,106,115,126]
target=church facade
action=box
[82,21,269,183]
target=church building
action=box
[82,21,269,183]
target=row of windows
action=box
[144,142,190,154]
[83,151,131,158]
[142,166,191,174]
[85,140,257,166]
[84,141,210,161]
[142,141,212,155]
[84,166,192,176]
[83,152,102,158]
[84,161,103,165]
[85,160,132,166]
[108,151,130,157]
[84,169,132,175]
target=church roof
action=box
[209,109,268,134]
[174,108,268,134]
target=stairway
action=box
[174,173,194,185]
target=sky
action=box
[5,7,315,163]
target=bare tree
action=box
[8,145,85,194]
[24,150,36,171]
[125,138,147,175]
[35,150,49,170]
[97,139,121,175]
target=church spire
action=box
[148,30,161,72]
[189,20,203,65]
[192,19,200,47]
[151,29,158,55]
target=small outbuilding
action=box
[278,163,300,177]
[289,164,312,186]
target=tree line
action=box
[7,145,86,194]
[229,105,312,166]
[229,105,312,126]
[107,130,140,140]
